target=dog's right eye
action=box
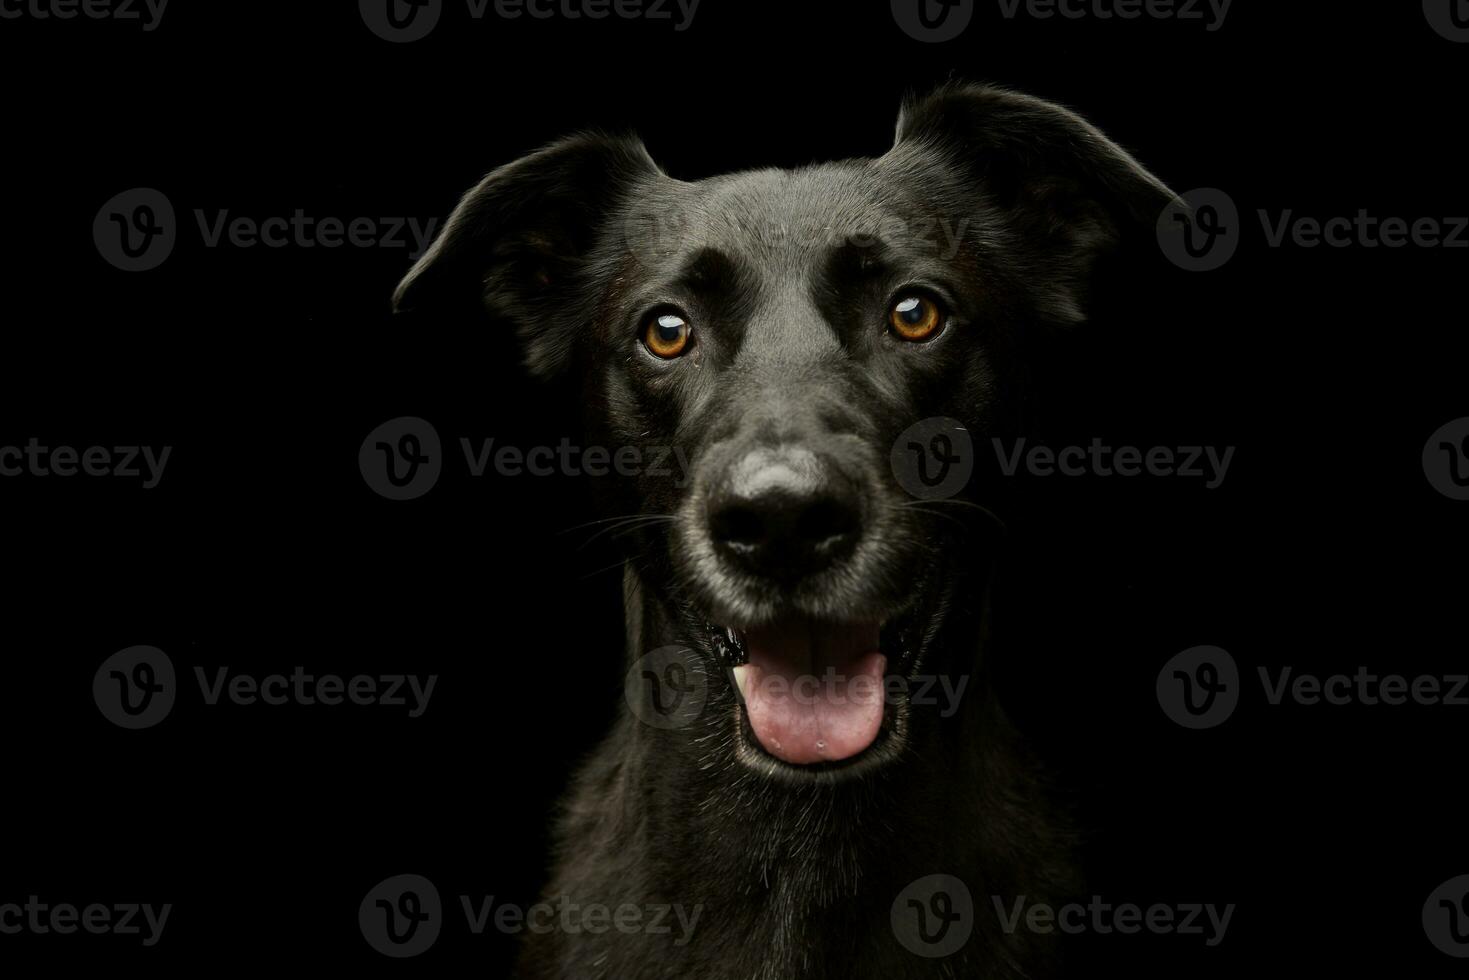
[642,309,692,359]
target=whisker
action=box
[577,552,647,582]
[893,498,1008,535]
[557,513,677,535]
[578,515,678,550]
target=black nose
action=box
[706,447,863,582]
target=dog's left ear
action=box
[888,83,1179,323]
[393,132,663,377]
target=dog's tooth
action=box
[732,664,754,699]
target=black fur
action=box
[396,83,1176,979]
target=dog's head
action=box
[396,83,1174,777]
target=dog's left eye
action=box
[888,293,946,342]
[643,310,692,359]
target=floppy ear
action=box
[887,82,1179,324]
[393,132,663,377]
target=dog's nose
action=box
[706,447,863,582]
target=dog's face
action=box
[396,84,1173,776]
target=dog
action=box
[394,82,1176,979]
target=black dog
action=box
[395,82,1175,979]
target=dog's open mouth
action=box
[708,614,921,767]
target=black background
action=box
[2,0,1465,975]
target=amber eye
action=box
[643,310,692,359]
[888,293,945,342]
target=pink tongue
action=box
[736,620,886,765]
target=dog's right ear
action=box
[888,83,1179,325]
[393,132,662,377]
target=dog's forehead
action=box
[664,163,911,267]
